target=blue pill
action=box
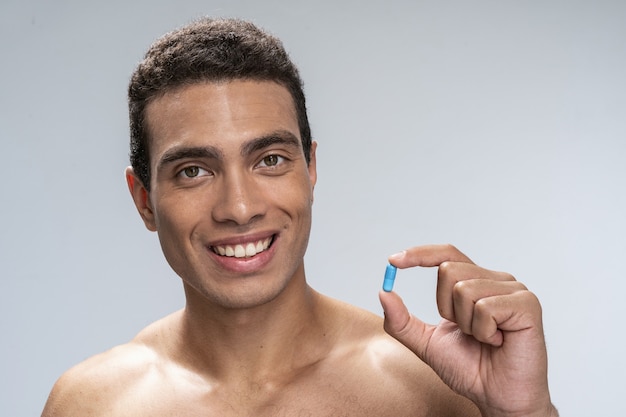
[382,264,397,292]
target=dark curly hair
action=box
[128,18,311,190]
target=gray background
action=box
[2,1,625,416]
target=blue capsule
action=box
[382,264,397,292]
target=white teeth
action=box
[245,243,256,257]
[213,237,272,258]
[234,245,246,258]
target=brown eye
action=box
[177,166,211,179]
[181,166,201,178]
[183,167,200,177]
[262,155,280,166]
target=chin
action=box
[185,277,290,311]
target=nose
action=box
[211,171,267,226]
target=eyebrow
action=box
[156,130,302,172]
[157,145,223,171]
[240,130,302,157]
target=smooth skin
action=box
[42,81,556,416]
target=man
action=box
[42,18,558,416]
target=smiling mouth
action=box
[211,236,274,258]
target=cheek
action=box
[152,198,205,279]
[282,184,314,231]
[274,184,313,221]
[276,171,315,206]
[154,188,206,222]
[152,195,198,245]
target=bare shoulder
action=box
[41,314,177,417]
[319,295,480,417]
[41,342,154,416]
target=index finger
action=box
[388,244,474,268]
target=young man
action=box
[42,18,558,416]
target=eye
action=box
[258,154,284,168]
[178,166,210,178]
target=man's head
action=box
[128,17,311,190]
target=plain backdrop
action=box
[1,1,625,416]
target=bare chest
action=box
[108,370,426,417]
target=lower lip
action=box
[208,236,277,274]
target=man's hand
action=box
[379,244,558,417]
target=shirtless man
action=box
[42,18,558,416]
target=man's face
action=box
[129,80,317,309]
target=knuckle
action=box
[443,243,459,254]
[452,279,471,297]
[438,260,455,277]
[474,297,491,314]
[503,272,517,282]
[520,289,541,306]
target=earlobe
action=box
[125,167,157,232]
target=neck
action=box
[171,270,332,382]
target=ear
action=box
[307,141,318,202]
[125,167,157,232]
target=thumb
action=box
[379,290,433,361]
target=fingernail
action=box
[388,250,406,260]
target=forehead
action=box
[144,80,301,163]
